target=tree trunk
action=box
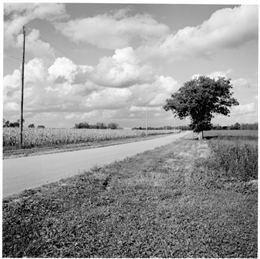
[198,131,203,140]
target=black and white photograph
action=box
[2,1,258,258]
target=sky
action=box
[2,1,258,128]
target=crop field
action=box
[3,128,180,149]
[204,129,258,137]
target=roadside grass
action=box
[208,139,258,181]
[2,138,257,258]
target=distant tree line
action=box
[133,123,258,131]
[28,124,45,129]
[213,122,258,130]
[132,125,191,131]
[3,119,45,128]
[74,122,119,129]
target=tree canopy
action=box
[163,76,239,137]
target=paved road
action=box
[3,131,191,198]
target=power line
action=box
[4,15,27,27]
[27,28,82,65]
[4,53,23,62]
[4,14,83,65]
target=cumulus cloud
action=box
[191,70,254,91]
[232,78,252,88]
[3,58,45,99]
[4,3,68,21]
[231,102,255,114]
[54,9,169,49]
[130,75,180,107]
[91,47,155,88]
[3,69,21,93]
[4,3,68,48]
[3,45,179,125]
[15,29,55,63]
[129,106,161,112]
[207,69,233,80]
[48,57,78,83]
[48,57,93,85]
[4,102,20,112]
[139,5,258,61]
[25,58,45,83]
[3,57,93,114]
[191,69,233,80]
[84,88,132,110]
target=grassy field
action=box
[204,129,258,138]
[2,131,257,258]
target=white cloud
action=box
[92,47,154,88]
[15,29,55,62]
[139,5,258,61]
[4,3,68,21]
[191,69,232,80]
[231,102,255,114]
[207,69,233,80]
[232,78,251,88]
[48,57,94,86]
[191,71,254,91]
[130,75,180,107]
[25,58,45,83]
[3,69,21,108]
[65,113,79,120]
[3,57,92,114]
[4,3,68,48]
[54,9,169,49]
[84,88,132,110]
[48,57,78,83]
[3,69,21,91]
[4,102,19,111]
[129,106,161,112]
[80,111,100,120]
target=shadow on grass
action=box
[204,136,218,140]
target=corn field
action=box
[3,128,179,149]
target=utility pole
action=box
[20,26,26,149]
[146,104,148,136]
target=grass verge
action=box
[2,138,257,258]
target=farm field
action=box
[3,128,179,150]
[3,128,181,159]
[204,129,258,137]
[3,132,257,257]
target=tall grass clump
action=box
[208,139,258,182]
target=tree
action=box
[107,122,118,129]
[96,122,107,129]
[28,124,35,128]
[37,125,45,129]
[75,122,90,129]
[10,122,19,128]
[3,119,10,128]
[164,76,239,139]
[231,122,240,130]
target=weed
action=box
[209,139,258,181]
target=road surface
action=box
[3,131,191,198]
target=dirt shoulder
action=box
[3,138,257,258]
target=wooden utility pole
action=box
[146,104,148,136]
[20,26,26,149]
